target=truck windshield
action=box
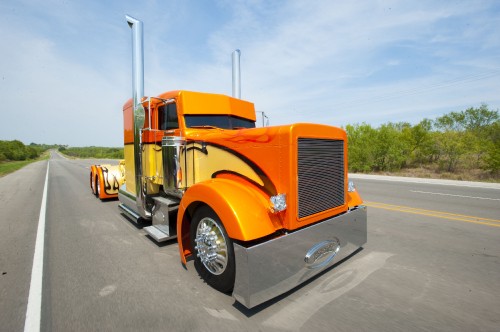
[184,115,255,129]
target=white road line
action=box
[24,162,49,332]
[410,190,500,201]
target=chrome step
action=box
[152,196,179,212]
[143,225,177,242]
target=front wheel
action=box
[190,206,235,293]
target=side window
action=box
[158,103,178,130]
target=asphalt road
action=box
[1,152,499,332]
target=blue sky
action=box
[1,0,499,147]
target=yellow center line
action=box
[365,201,500,222]
[364,201,500,228]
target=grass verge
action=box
[365,165,499,183]
[0,152,50,178]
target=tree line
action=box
[59,146,124,159]
[345,104,499,176]
[2,104,498,180]
[0,141,60,162]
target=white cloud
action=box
[0,0,498,146]
[0,20,127,146]
[196,0,500,127]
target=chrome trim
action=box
[194,217,229,275]
[297,138,345,218]
[304,238,340,269]
[162,136,186,198]
[232,49,241,99]
[151,196,179,240]
[118,185,141,222]
[118,203,141,221]
[232,206,367,308]
[256,111,269,127]
[119,185,135,201]
[126,15,150,219]
[125,15,144,107]
[146,97,176,130]
[143,225,177,242]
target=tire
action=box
[190,205,235,293]
[95,176,101,198]
[90,172,95,195]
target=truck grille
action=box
[297,138,345,219]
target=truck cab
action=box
[90,15,367,309]
[116,89,366,308]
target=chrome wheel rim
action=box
[194,217,228,275]
[96,178,100,195]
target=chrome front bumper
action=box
[232,206,367,308]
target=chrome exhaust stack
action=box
[125,15,150,219]
[126,15,144,109]
[232,49,241,99]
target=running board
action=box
[143,225,177,242]
[118,203,141,223]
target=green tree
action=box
[345,123,377,172]
[482,121,500,174]
[372,123,409,171]
[401,119,435,166]
[461,104,498,132]
[433,131,467,172]
[433,104,499,172]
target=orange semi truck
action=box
[90,15,367,308]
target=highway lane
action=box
[0,159,48,332]
[2,152,500,331]
[350,174,500,221]
[42,152,213,331]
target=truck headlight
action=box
[270,194,287,213]
[348,181,356,192]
